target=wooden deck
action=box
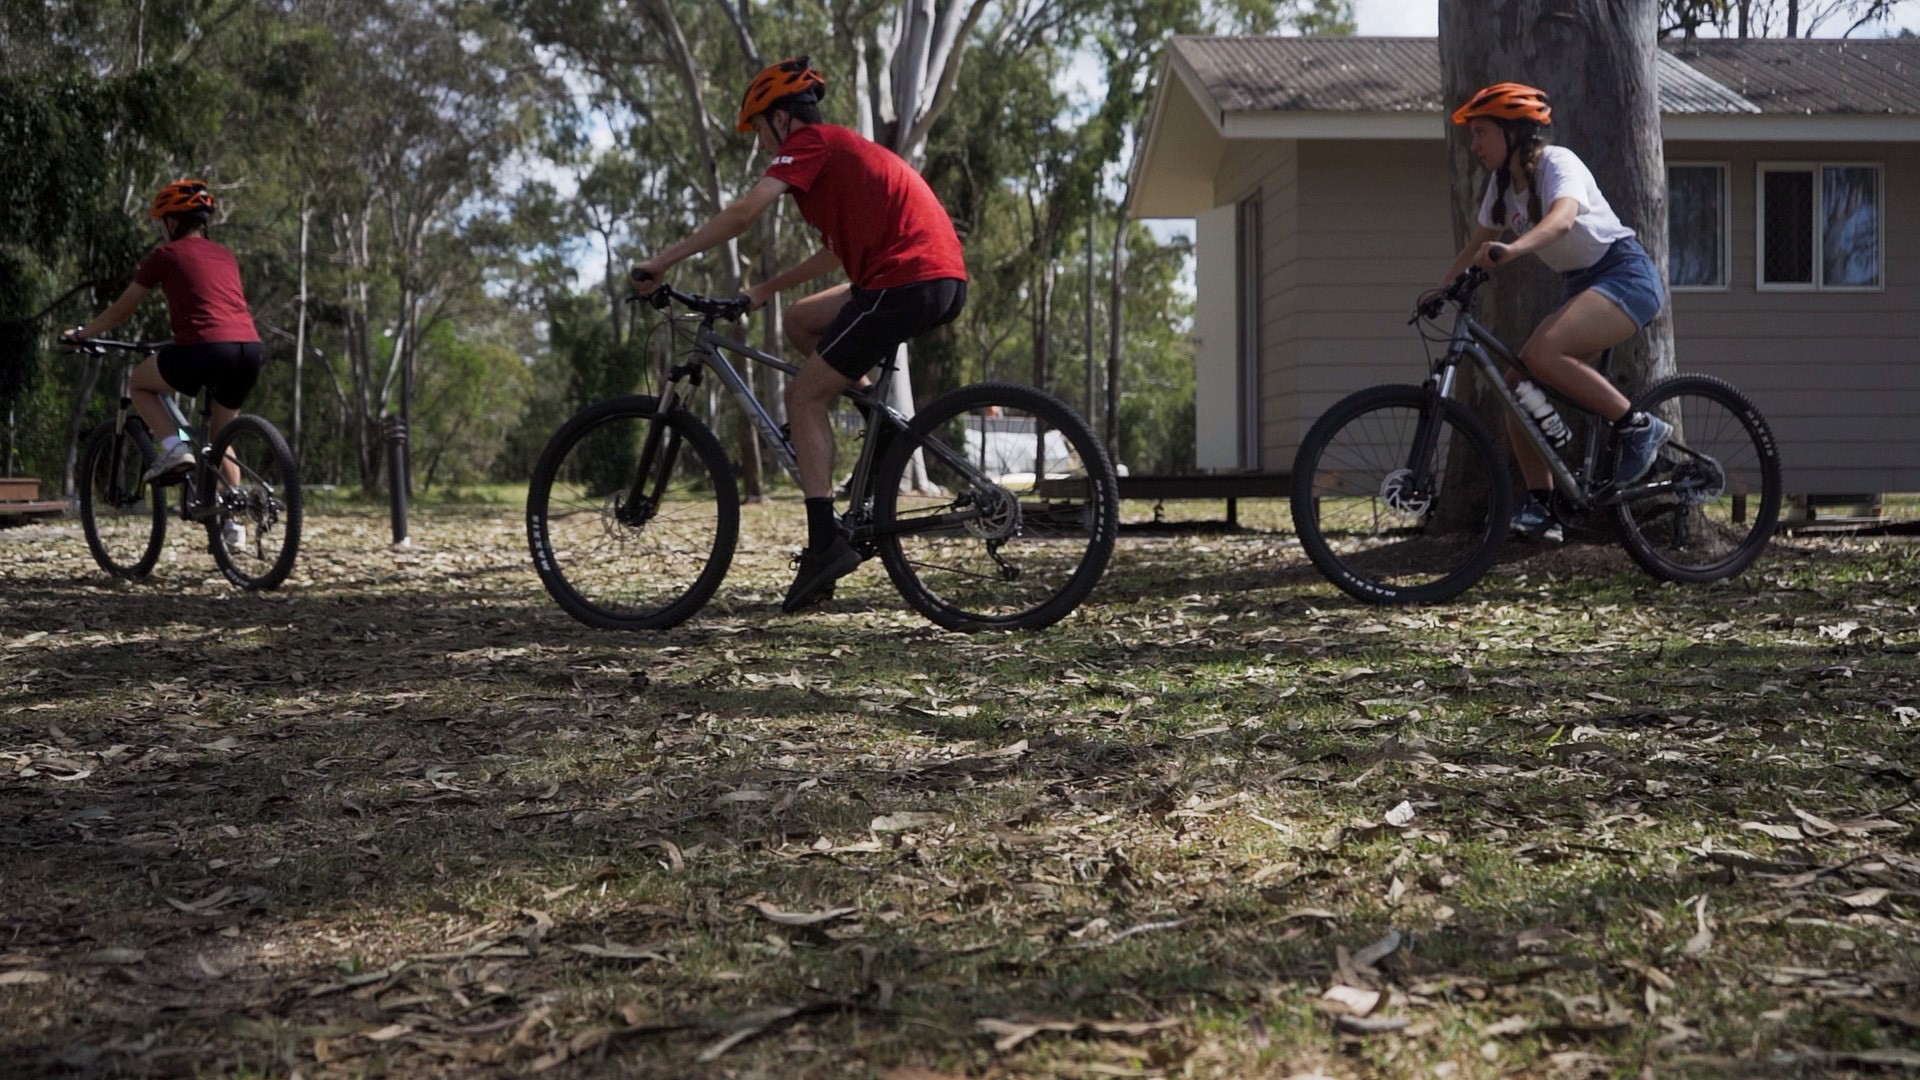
[0,477,67,520]
[1043,472,1291,528]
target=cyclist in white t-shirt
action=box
[1439,83,1671,543]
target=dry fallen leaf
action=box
[1320,984,1383,1016]
[1740,822,1805,842]
[1683,896,1714,957]
[1384,801,1416,828]
[871,811,943,833]
[974,1016,1181,1053]
[1838,887,1889,909]
[0,970,52,985]
[747,900,858,927]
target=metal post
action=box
[383,414,409,547]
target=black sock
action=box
[1614,410,1648,431]
[1528,488,1552,507]
[805,497,837,550]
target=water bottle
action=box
[1513,380,1571,449]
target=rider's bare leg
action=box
[130,354,181,443]
[1508,288,1638,489]
[785,355,855,500]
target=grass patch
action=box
[2,502,1916,1077]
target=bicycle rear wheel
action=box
[1614,374,1780,584]
[526,395,738,630]
[1290,384,1508,604]
[78,418,166,579]
[207,414,303,590]
[872,382,1117,631]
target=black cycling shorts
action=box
[157,341,264,410]
[816,278,967,379]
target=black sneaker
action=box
[1509,497,1564,544]
[782,536,861,613]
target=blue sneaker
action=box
[1509,496,1563,544]
[1614,414,1672,486]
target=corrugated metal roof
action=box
[1661,39,1920,115]
[1169,36,1920,117]
[1173,37,1443,114]
[1654,50,1763,114]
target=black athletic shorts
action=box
[816,278,967,379]
[157,341,264,410]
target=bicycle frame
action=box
[93,346,232,525]
[628,309,1015,541]
[1429,308,1596,509]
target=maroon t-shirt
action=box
[764,124,968,290]
[132,236,259,345]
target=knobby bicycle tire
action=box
[872,382,1117,631]
[207,414,304,591]
[1613,374,1781,584]
[526,395,739,631]
[1291,384,1509,604]
[78,418,167,580]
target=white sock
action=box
[161,435,186,452]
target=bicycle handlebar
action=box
[1411,266,1491,324]
[628,267,750,322]
[59,335,170,355]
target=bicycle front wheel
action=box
[79,418,166,579]
[1290,385,1509,604]
[526,395,738,631]
[873,382,1117,632]
[1614,374,1780,584]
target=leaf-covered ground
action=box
[3,499,1917,1079]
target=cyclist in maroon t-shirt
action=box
[65,181,264,546]
[632,56,969,613]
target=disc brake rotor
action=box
[1378,468,1432,518]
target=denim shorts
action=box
[1562,236,1666,329]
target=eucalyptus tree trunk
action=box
[1440,0,1673,394]
[844,0,993,493]
[1439,0,1676,525]
[293,197,310,463]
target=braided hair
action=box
[1493,119,1550,230]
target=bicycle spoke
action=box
[873,383,1116,631]
[527,397,737,631]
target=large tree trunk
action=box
[293,198,310,464]
[1439,0,1675,422]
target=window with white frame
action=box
[1758,163,1883,290]
[1667,163,1728,289]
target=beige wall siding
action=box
[1284,140,1456,464]
[1665,139,1920,494]
[1193,206,1240,469]
[1208,141,1299,471]
[1228,136,1919,494]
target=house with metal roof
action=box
[1131,36,1919,499]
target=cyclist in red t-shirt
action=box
[632,56,969,613]
[65,180,264,545]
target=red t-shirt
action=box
[132,236,260,345]
[764,124,968,290]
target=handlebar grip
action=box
[1487,244,1504,265]
[629,267,655,284]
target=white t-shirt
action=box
[1477,145,1635,273]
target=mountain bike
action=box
[69,338,302,590]
[1289,267,1781,604]
[526,278,1119,632]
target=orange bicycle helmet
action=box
[149,179,216,219]
[737,56,827,133]
[1452,82,1552,127]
